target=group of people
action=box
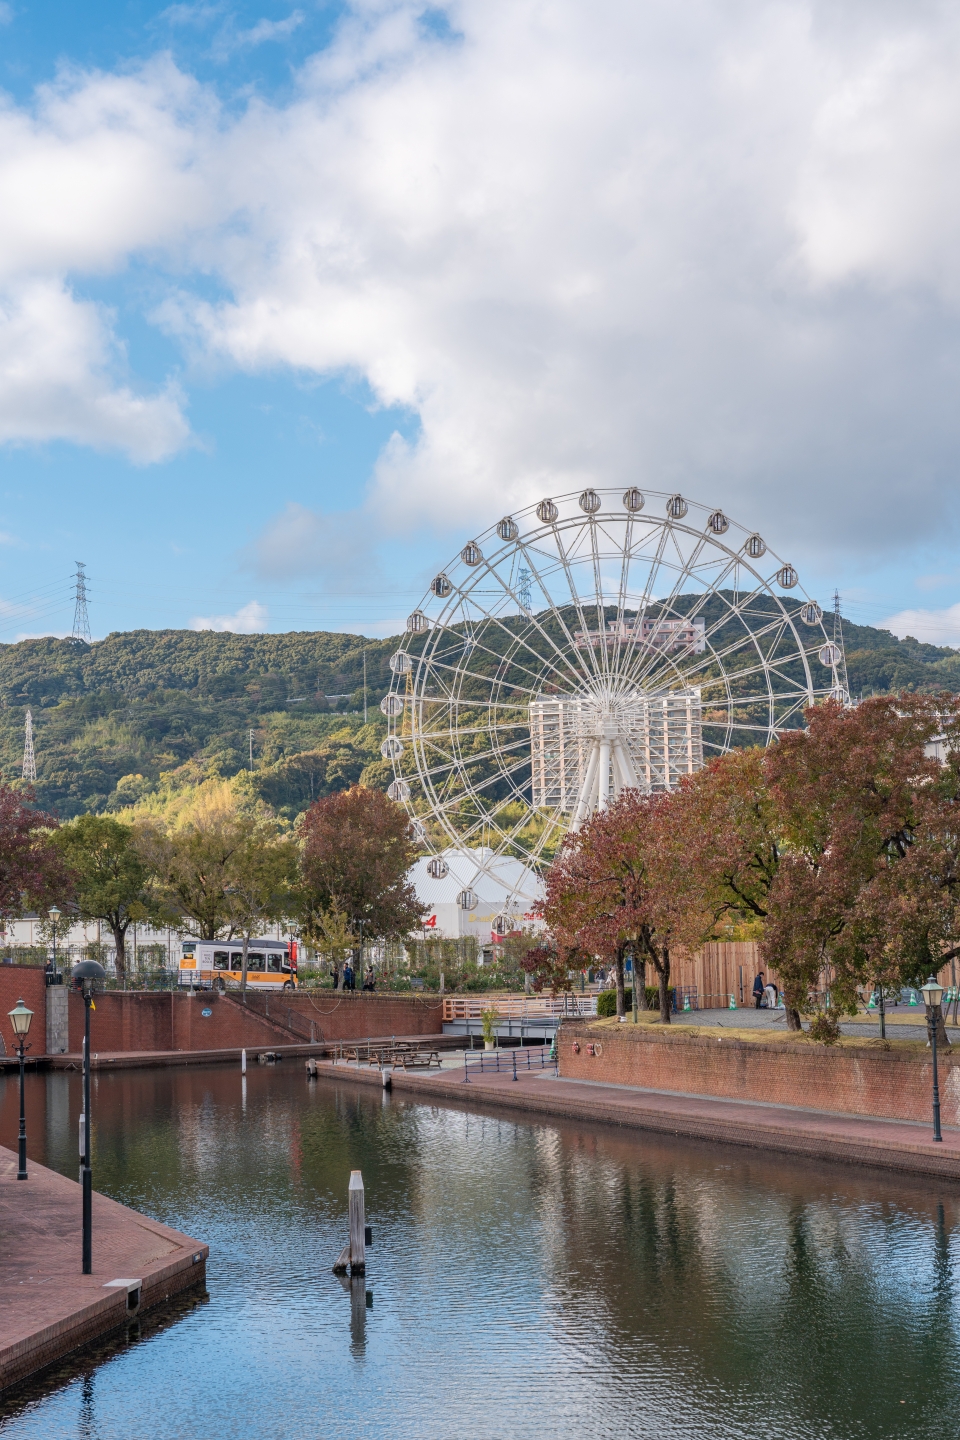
[752,971,780,1009]
[330,961,377,992]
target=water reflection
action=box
[1,1065,959,1439]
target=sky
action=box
[2,0,960,644]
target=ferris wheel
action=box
[380,488,843,904]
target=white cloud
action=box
[221,11,304,53]
[5,2,960,542]
[189,599,268,632]
[0,280,189,460]
[881,604,960,648]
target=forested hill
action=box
[0,618,957,821]
[0,630,397,819]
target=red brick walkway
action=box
[0,1147,207,1392]
[314,1057,960,1181]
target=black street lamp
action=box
[49,906,61,978]
[72,959,106,1273]
[8,997,34,1179]
[921,974,945,1144]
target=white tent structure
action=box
[409,847,544,944]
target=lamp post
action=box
[49,905,61,978]
[72,959,106,1273]
[8,997,33,1179]
[921,975,945,1143]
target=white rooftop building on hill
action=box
[409,847,544,944]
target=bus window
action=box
[213,951,230,970]
[246,953,265,972]
[280,958,291,972]
[266,954,282,972]
[182,943,197,956]
[229,953,243,971]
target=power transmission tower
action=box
[71,562,91,643]
[22,709,36,783]
[518,566,532,612]
[833,589,851,703]
[249,728,254,772]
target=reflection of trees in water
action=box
[526,1125,960,1434]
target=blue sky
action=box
[2,0,960,644]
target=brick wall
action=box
[67,991,293,1054]
[54,988,445,1056]
[560,1021,960,1125]
[0,966,47,1058]
[259,991,445,1042]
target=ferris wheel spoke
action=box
[457,564,591,694]
[542,522,606,688]
[622,544,745,691]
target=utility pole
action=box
[71,563,91,644]
[22,709,36,783]
[249,728,254,772]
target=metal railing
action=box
[461,1043,557,1082]
[442,994,597,1022]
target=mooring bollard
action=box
[512,1050,518,1081]
[241,1048,246,1074]
[349,1170,366,1274]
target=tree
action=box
[762,694,944,1031]
[544,790,715,1023]
[136,783,295,946]
[298,786,422,951]
[0,783,68,917]
[224,827,299,993]
[52,815,154,982]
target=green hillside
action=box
[0,617,956,821]
[0,630,397,819]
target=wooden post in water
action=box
[349,1170,366,1274]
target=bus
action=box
[178,937,298,991]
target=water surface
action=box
[0,1062,958,1439]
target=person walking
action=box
[753,971,765,1009]
[343,961,355,992]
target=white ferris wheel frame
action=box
[381,488,841,906]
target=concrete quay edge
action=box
[0,1033,460,1072]
[0,1147,208,1395]
[309,1058,960,1182]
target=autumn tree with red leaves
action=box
[543,790,715,1023]
[0,784,69,918]
[298,784,422,947]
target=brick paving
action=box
[311,1054,960,1182]
[0,1146,207,1393]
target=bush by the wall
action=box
[596,986,660,1017]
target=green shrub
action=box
[596,986,661,1017]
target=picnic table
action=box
[340,1043,441,1069]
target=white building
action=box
[409,847,544,943]
[529,687,703,810]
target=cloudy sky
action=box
[1,0,960,642]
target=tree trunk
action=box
[110,921,128,984]
[240,932,250,1000]
[614,952,626,1017]
[658,952,672,1024]
[928,1004,951,1048]
[637,955,649,1010]
[784,1002,803,1032]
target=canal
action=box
[1,1062,959,1438]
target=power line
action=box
[71,563,91,644]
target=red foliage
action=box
[0,784,69,916]
[299,784,422,940]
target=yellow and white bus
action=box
[178,938,298,991]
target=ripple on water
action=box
[0,1066,959,1440]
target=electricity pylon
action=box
[22,709,36,783]
[72,562,91,643]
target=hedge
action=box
[596,986,661,1017]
